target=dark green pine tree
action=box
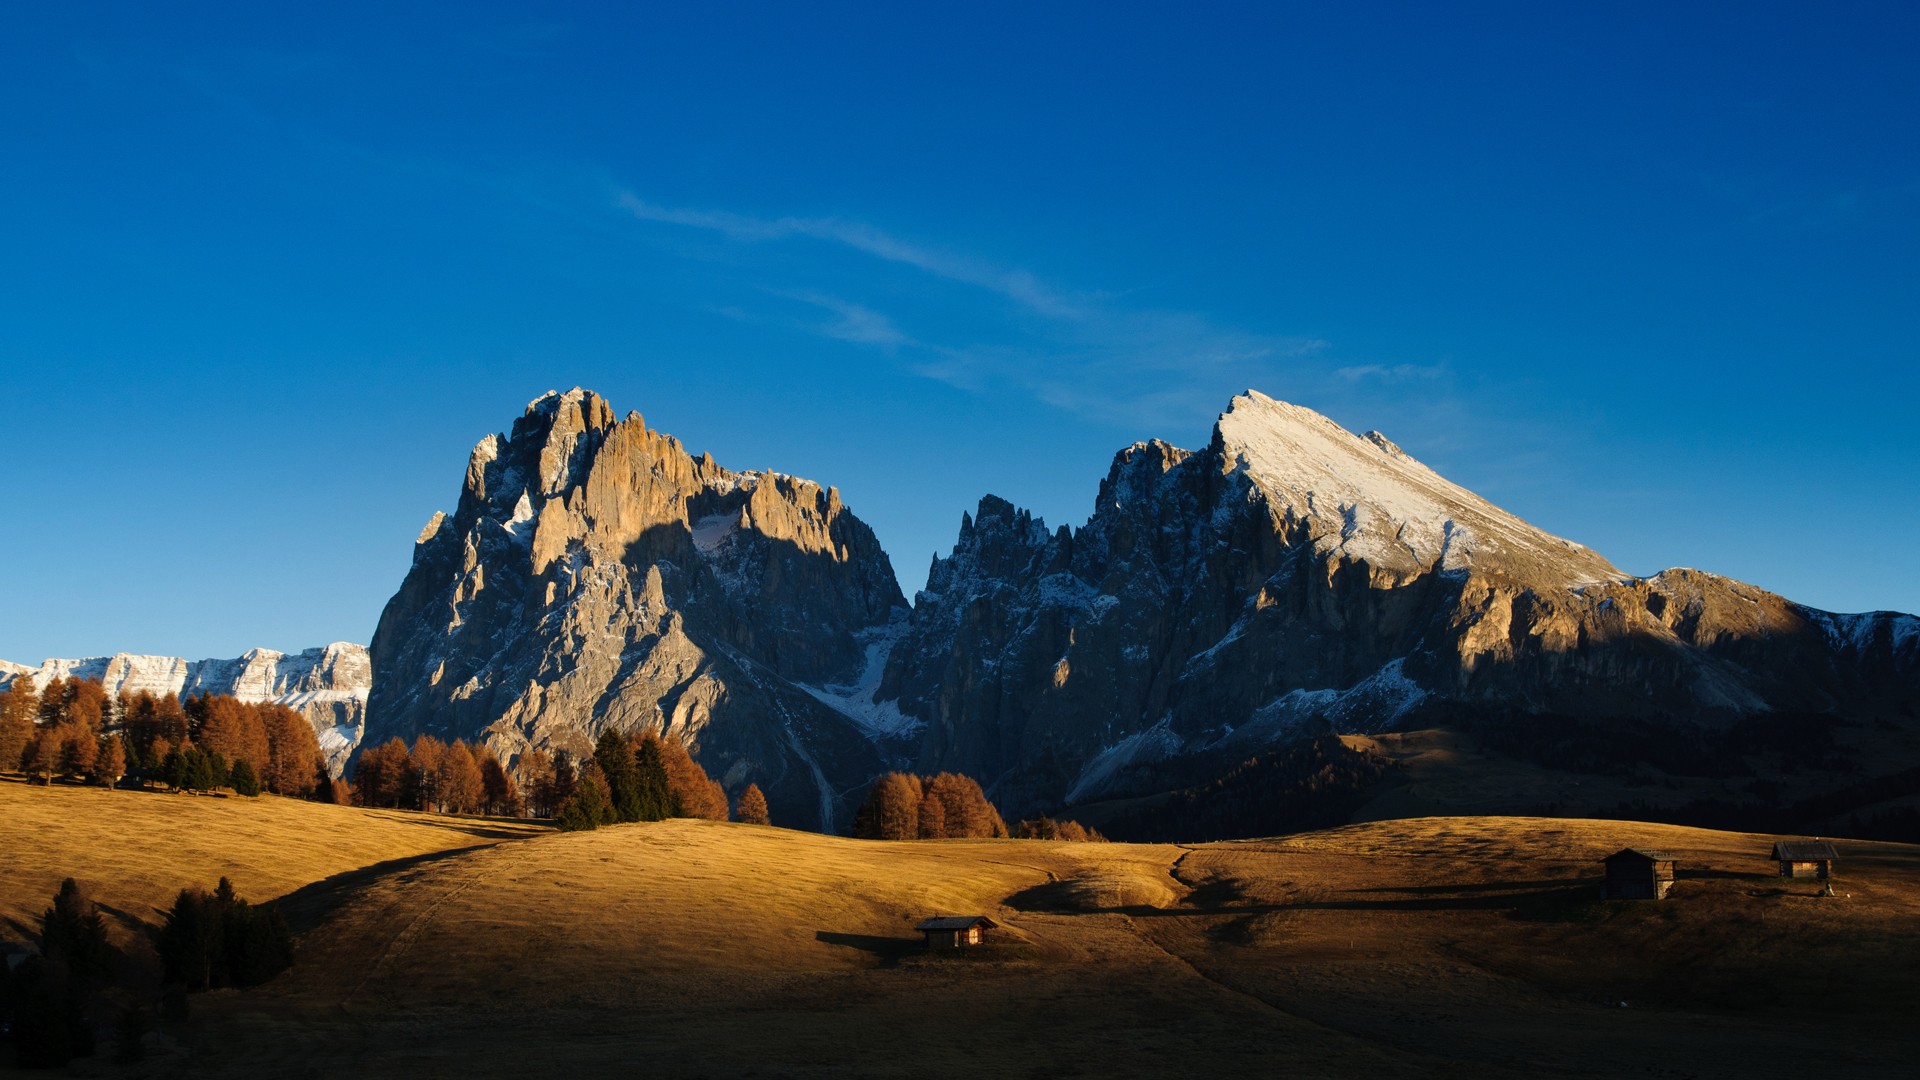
[631,736,672,822]
[593,729,643,823]
[228,758,261,797]
[556,772,614,831]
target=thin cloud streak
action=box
[617,192,1344,430]
[618,193,1080,317]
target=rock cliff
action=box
[0,643,370,773]
[879,391,1920,815]
[363,389,910,830]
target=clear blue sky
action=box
[2,2,1916,662]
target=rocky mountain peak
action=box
[366,389,909,830]
[1212,389,1619,586]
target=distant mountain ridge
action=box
[363,386,1919,835]
[0,643,370,774]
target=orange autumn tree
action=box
[852,771,1008,840]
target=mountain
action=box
[362,389,910,831]
[878,390,1920,821]
[0,643,369,773]
[364,387,1918,837]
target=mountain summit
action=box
[1215,390,1619,585]
[363,389,908,830]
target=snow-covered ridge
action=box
[0,643,370,775]
[1215,390,1621,585]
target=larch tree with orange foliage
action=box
[0,678,37,771]
[735,783,770,825]
[658,733,728,820]
[437,740,486,814]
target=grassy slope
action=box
[3,780,1916,1078]
[0,778,543,953]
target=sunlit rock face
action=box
[365,389,909,831]
[880,391,1920,815]
[0,644,370,775]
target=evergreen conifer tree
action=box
[556,772,614,831]
[594,729,643,822]
[228,758,261,797]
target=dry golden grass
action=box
[0,776,543,951]
[5,778,1916,1078]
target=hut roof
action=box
[1604,848,1674,863]
[1771,840,1839,861]
[915,916,999,931]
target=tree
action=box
[195,696,269,780]
[26,727,61,784]
[477,746,521,816]
[36,676,70,727]
[630,734,673,822]
[229,758,262,797]
[520,748,556,816]
[659,735,727,820]
[594,729,642,822]
[0,676,38,771]
[735,783,770,826]
[556,772,615,831]
[351,738,413,808]
[437,740,485,814]
[409,735,447,811]
[924,772,1008,838]
[917,790,947,839]
[94,734,126,790]
[259,704,321,797]
[39,879,111,984]
[852,773,923,840]
[58,724,98,778]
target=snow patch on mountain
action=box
[802,617,921,744]
[1065,716,1183,804]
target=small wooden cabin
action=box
[916,916,998,949]
[1771,839,1838,880]
[1600,848,1676,900]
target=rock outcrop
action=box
[363,389,910,831]
[879,391,1920,815]
[0,643,370,773]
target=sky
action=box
[1,2,1916,662]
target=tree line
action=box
[0,676,333,800]
[551,728,769,831]
[851,771,1106,842]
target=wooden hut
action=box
[916,916,998,949]
[1771,839,1838,880]
[1600,848,1676,900]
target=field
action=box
[3,782,1917,1078]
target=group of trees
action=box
[156,878,293,991]
[338,727,777,829]
[1,876,292,1069]
[1013,816,1108,842]
[553,728,755,831]
[0,676,331,801]
[351,735,520,816]
[852,772,1010,840]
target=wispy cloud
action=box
[615,192,1338,429]
[1333,362,1448,383]
[780,291,912,348]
